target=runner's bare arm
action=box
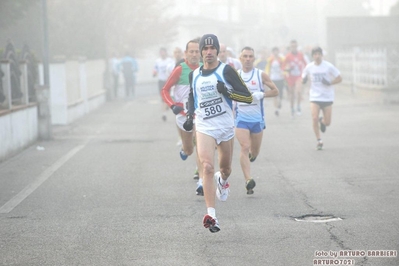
[331,75,342,85]
[261,72,279,98]
[161,66,182,107]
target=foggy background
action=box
[1,0,398,61]
[1,2,399,265]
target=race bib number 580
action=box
[200,97,226,120]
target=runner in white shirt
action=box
[153,47,174,121]
[236,46,279,194]
[302,47,342,150]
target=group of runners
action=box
[154,34,342,233]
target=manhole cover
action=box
[294,214,342,223]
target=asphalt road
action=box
[0,83,398,266]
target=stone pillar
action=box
[36,85,52,140]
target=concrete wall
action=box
[0,105,38,162]
[44,59,106,125]
[0,59,107,162]
[0,55,161,162]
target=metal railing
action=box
[336,46,399,91]
[0,41,39,112]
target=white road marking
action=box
[0,144,86,214]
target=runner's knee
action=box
[240,142,250,154]
[202,162,214,177]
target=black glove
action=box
[183,114,194,131]
[321,77,331,86]
[217,80,229,95]
[171,105,184,115]
[302,76,308,84]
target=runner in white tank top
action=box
[183,34,252,233]
[235,46,279,195]
[236,67,264,123]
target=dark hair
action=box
[311,47,323,55]
[186,38,200,51]
[290,40,297,44]
[272,47,279,52]
[241,46,254,53]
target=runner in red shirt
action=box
[283,40,307,117]
[161,38,204,194]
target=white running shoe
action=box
[203,214,220,233]
[214,171,230,201]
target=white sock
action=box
[207,207,216,217]
[197,178,203,186]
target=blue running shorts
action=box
[235,120,265,134]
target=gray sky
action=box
[368,0,398,15]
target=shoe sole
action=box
[203,215,220,233]
[246,179,256,194]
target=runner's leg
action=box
[310,102,321,140]
[217,138,234,180]
[235,128,251,182]
[196,132,216,208]
[289,85,295,114]
[321,105,333,127]
[295,78,303,114]
[180,129,194,156]
[250,130,263,160]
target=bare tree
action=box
[0,0,39,29]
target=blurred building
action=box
[170,0,327,55]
